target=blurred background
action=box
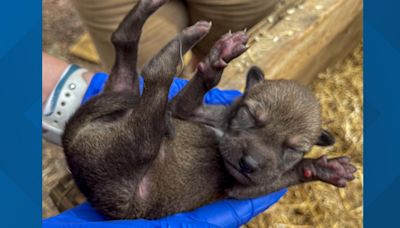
[43,0,363,226]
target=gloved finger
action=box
[203,87,242,105]
[81,72,108,104]
[168,78,242,105]
[164,189,287,228]
[223,189,287,226]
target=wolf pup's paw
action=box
[197,31,249,89]
[303,155,357,187]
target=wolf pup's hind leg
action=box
[121,21,212,158]
[103,0,169,95]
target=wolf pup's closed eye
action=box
[62,0,357,220]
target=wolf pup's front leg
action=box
[227,155,357,198]
[169,31,248,127]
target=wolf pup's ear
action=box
[316,129,335,147]
[245,66,265,93]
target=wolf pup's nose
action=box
[239,155,258,173]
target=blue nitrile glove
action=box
[44,72,288,228]
[43,189,287,228]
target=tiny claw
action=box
[228,30,232,35]
[337,156,350,163]
[347,164,357,173]
[317,155,328,165]
[346,174,355,181]
[214,59,228,69]
[243,27,248,33]
[337,179,347,187]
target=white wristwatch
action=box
[42,64,88,146]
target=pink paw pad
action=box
[211,31,249,69]
[314,155,357,187]
[303,168,313,178]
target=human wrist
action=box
[42,54,69,104]
[42,53,95,106]
[42,64,95,146]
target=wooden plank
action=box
[218,0,363,91]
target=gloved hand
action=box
[43,189,287,228]
[44,72,287,228]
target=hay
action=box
[42,140,69,218]
[246,43,363,227]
